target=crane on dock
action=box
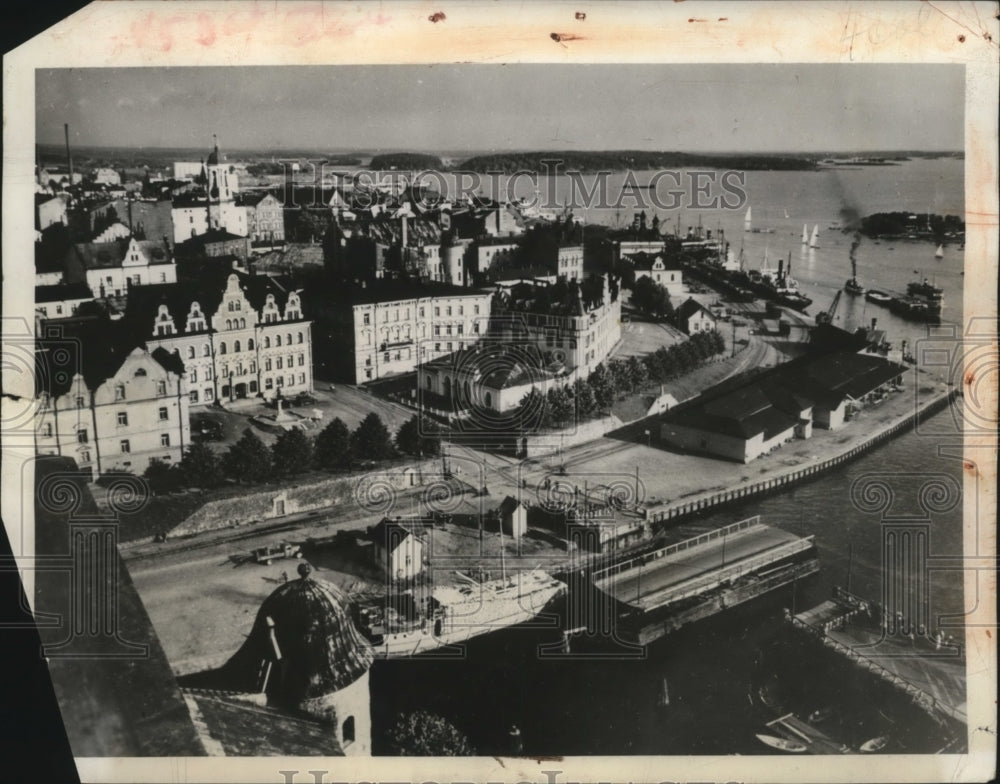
[815,289,842,326]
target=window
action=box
[298,355,304,366]
[474,322,480,334]
[205,367,212,380]
[77,429,88,444]
[276,357,283,369]
[434,306,440,316]
[203,344,211,357]
[190,390,199,403]
[446,325,453,336]
[458,324,464,335]
[158,406,168,421]
[43,423,53,437]
[264,336,270,348]
[383,353,390,363]
[234,340,241,353]
[226,320,232,330]
[363,313,371,326]
[228,301,235,312]
[80,450,91,463]
[117,412,128,426]
[250,361,256,373]
[187,346,196,359]
[276,335,282,347]
[297,332,303,344]
[459,305,464,315]
[265,358,272,371]
[286,333,292,345]
[56,305,63,315]
[299,373,305,384]
[190,368,197,383]
[219,342,227,355]
[204,388,214,400]
[132,275,141,286]
[434,343,441,352]
[446,306,452,316]
[159,273,166,283]
[475,304,480,315]
[265,378,273,390]
[75,395,85,409]
[156,381,167,396]
[114,384,125,401]
[120,439,131,454]
[248,338,255,350]
[434,325,441,336]
[160,433,170,447]
[419,307,425,318]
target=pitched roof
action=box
[500,495,523,515]
[370,517,426,551]
[676,298,715,321]
[72,240,126,270]
[183,692,342,756]
[35,282,93,303]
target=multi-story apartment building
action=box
[72,236,178,298]
[349,281,492,383]
[171,140,248,242]
[125,269,312,406]
[238,192,285,243]
[491,274,621,377]
[34,344,190,479]
[556,245,584,282]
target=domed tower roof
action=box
[206,134,220,166]
[219,565,374,707]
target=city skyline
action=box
[36,64,964,154]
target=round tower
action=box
[219,563,375,755]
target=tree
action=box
[626,355,649,390]
[272,428,314,477]
[632,276,673,318]
[143,458,182,495]
[572,378,597,420]
[179,441,222,487]
[314,417,352,471]
[545,385,576,429]
[589,363,616,411]
[395,415,441,458]
[222,428,273,483]
[351,413,396,461]
[386,711,475,756]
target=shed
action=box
[499,495,528,539]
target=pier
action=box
[594,516,819,643]
[790,587,967,724]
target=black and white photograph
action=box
[2,3,996,783]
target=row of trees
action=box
[518,329,726,429]
[144,413,441,493]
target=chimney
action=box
[871,317,878,331]
[64,123,73,184]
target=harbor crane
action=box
[815,289,842,326]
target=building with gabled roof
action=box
[124,269,313,406]
[369,517,428,582]
[629,251,684,297]
[675,297,717,335]
[72,236,177,298]
[658,350,908,462]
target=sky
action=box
[36,64,965,154]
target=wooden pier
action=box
[790,588,967,724]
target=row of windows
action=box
[119,434,172,453]
[361,303,483,326]
[114,380,167,401]
[189,388,215,403]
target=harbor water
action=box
[370,407,967,756]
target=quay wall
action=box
[644,388,958,527]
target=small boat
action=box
[659,678,670,707]
[809,224,820,249]
[756,734,807,753]
[744,206,752,232]
[935,244,944,259]
[808,707,834,723]
[801,224,809,244]
[845,278,864,295]
[866,289,892,305]
[860,736,888,753]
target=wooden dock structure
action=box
[790,587,967,724]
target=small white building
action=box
[499,496,528,539]
[631,253,684,298]
[370,518,426,582]
[676,298,717,335]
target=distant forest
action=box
[368,152,444,171]
[859,212,965,240]
[457,151,821,173]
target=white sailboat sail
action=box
[935,244,944,259]
[801,224,809,244]
[744,206,752,232]
[809,225,820,248]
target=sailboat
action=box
[659,678,670,707]
[801,224,809,245]
[744,206,752,232]
[935,244,944,259]
[809,225,820,249]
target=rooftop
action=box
[350,278,490,306]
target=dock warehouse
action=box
[658,351,908,463]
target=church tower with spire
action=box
[204,134,247,236]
